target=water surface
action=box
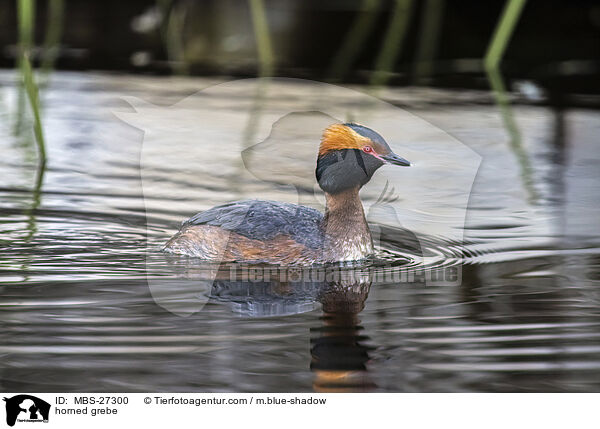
[1,72,600,392]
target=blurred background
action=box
[2,1,600,393]
[2,0,599,96]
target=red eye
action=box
[363,146,373,153]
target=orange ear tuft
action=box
[318,124,370,156]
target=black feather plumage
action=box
[184,199,324,249]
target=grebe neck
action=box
[321,187,373,261]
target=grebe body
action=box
[163,123,410,264]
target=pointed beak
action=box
[381,152,411,166]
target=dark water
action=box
[1,72,600,392]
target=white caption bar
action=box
[1,393,597,429]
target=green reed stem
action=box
[369,0,414,87]
[327,0,381,82]
[249,0,274,77]
[412,0,444,84]
[41,0,65,76]
[18,0,47,167]
[168,2,190,75]
[21,55,46,167]
[484,0,527,71]
[18,0,34,56]
[484,0,535,202]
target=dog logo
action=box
[3,395,50,427]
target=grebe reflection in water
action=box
[203,266,377,392]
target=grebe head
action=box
[316,123,410,194]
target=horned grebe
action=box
[163,123,410,264]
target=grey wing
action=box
[183,200,324,249]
